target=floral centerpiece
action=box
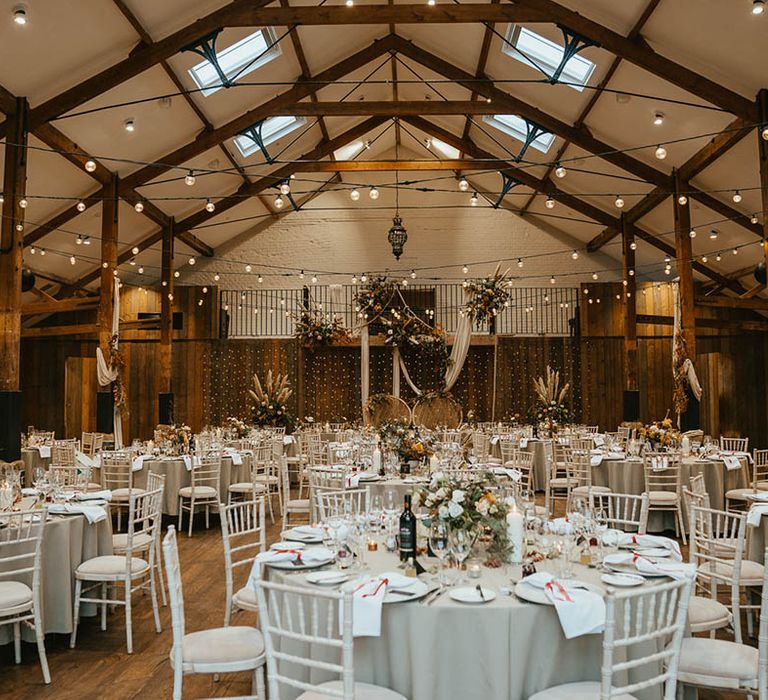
[415,471,511,565]
[248,370,295,432]
[225,416,250,439]
[463,265,511,328]
[293,304,351,350]
[156,423,193,453]
[639,418,681,450]
[354,277,396,322]
[533,365,572,433]
[379,420,434,463]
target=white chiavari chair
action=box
[569,448,611,504]
[642,452,686,544]
[81,432,103,456]
[499,439,519,466]
[279,455,310,530]
[0,508,50,683]
[472,432,490,463]
[308,466,347,522]
[227,451,269,511]
[546,445,576,516]
[178,454,221,537]
[71,486,163,653]
[316,487,370,522]
[530,576,693,700]
[51,440,78,466]
[721,436,749,453]
[101,450,144,532]
[48,464,92,491]
[220,498,266,626]
[252,577,406,700]
[726,448,768,512]
[252,443,282,522]
[589,491,649,534]
[163,526,265,700]
[676,544,768,696]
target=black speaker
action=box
[623,390,640,422]
[0,391,21,461]
[680,384,700,432]
[96,392,114,434]
[158,392,174,425]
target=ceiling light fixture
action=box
[458,177,469,192]
[76,200,86,212]
[84,159,97,172]
[369,186,379,200]
[205,199,215,212]
[677,194,688,205]
[733,190,743,203]
[124,119,135,133]
[554,163,566,178]
[470,192,479,207]
[545,195,555,209]
[654,145,667,160]
[184,170,195,186]
[753,0,765,14]
[614,195,625,209]
[279,180,291,195]
[350,188,360,201]
[13,5,27,25]
[653,111,664,126]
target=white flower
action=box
[475,498,490,516]
[435,487,447,500]
[452,489,465,504]
[438,505,450,519]
[448,501,464,518]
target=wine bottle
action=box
[399,495,417,562]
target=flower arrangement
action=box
[378,420,435,462]
[639,418,681,450]
[293,304,351,350]
[354,277,396,322]
[248,370,295,431]
[156,424,193,453]
[107,334,129,416]
[463,265,511,328]
[415,471,511,564]
[225,416,250,439]
[533,365,572,430]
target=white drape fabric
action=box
[95,278,123,448]
[672,282,702,414]
[328,284,343,316]
[392,348,401,398]
[442,289,473,391]
[360,324,370,412]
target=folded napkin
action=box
[21,487,37,496]
[72,490,113,502]
[609,552,694,580]
[48,503,107,524]
[345,572,417,637]
[132,454,152,472]
[182,455,202,471]
[76,451,97,469]
[590,455,604,467]
[747,504,768,527]
[283,435,295,445]
[548,518,574,535]
[593,435,605,447]
[224,449,243,466]
[345,473,361,488]
[36,445,51,459]
[248,547,334,585]
[489,435,500,445]
[723,455,743,471]
[525,573,605,639]
[291,525,325,539]
[519,437,529,449]
[604,452,626,460]
[601,532,682,561]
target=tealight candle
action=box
[367,539,378,551]
[468,562,482,579]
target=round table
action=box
[21,448,51,487]
[0,508,113,643]
[265,547,668,700]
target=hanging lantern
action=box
[387,215,407,260]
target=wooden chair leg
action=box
[70,579,83,648]
[125,578,133,654]
[188,498,194,537]
[34,613,51,684]
[13,621,21,663]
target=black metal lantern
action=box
[388,215,407,260]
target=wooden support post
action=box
[0,97,27,460]
[158,218,175,425]
[621,214,639,421]
[758,89,768,277]
[97,174,119,435]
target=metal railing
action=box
[220,284,579,338]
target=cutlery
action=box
[425,587,447,605]
[475,584,486,602]
[387,588,418,597]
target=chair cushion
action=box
[699,559,765,585]
[180,625,264,668]
[232,586,259,611]
[179,485,217,498]
[486,457,502,465]
[550,477,578,488]
[572,485,611,496]
[111,487,146,500]
[688,595,731,632]
[252,475,278,484]
[528,681,637,700]
[298,680,407,700]
[725,488,755,501]
[676,637,758,690]
[76,555,149,577]
[112,532,153,551]
[287,498,310,510]
[647,490,679,504]
[0,581,33,609]
[228,482,266,494]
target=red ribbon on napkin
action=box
[545,580,574,603]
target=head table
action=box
[264,546,680,700]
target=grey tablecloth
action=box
[21,448,51,487]
[0,510,113,643]
[266,548,668,700]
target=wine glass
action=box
[448,527,474,582]
[429,520,451,587]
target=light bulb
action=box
[258,274,263,283]
[763,126,768,140]
[124,119,135,132]
[614,195,624,209]
[352,275,357,284]
[214,273,220,282]
[299,270,305,279]
[134,201,144,213]
[245,264,252,273]
[168,293,174,301]
[709,229,718,239]
[202,287,208,293]
[39,248,45,256]
[629,269,635,276]
[70,255,76,265]
[592,272,598,280]
[653,112,664,126]
[30,246,36,254]
[138,266,144,274]
[85,159,96,172]
[751,214,759,224]
[83,237,90,245]
[275,194,284,209]
[550,276,556,284]
[402,278,408,286]
[630,241,637,250]
[716,254,721,261]
[428,0,435,5]
[311,275,318,284]
[458,178,469,192]
[132,246,139,254]
[76,235,83,245]
[369,186,379,200]
[554,164,566,179]
[462,265,469,274]
[280,181,290,195]
[654,145,667,160]
[185,170,195,186]
[733,190,742,203]
[350,188,360,201]
[733,248,739,255]
[677,194,687,205]
[571,250,579,260]
[174,270,180,278]
[205,199,215,213]
[469,192,478,207]
[188,256,195,265]
[361,274,367,283]
[129,258,136,266]
[76,200,86,212]
[346,0,353,6]
[753,0,765,14]
[15,223,23,232]
[545,195,555,209]
[701,255,708,263]
[19,197,27,208]
[517,258,523,268]
[410,270,416,279]
[13,6,27,25]
[689,229,696,238]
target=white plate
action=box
[306,571,350,586]
[268,556,335,571]
[271,541,306,551]
[284,529,324,543]
[634,548,671,558]
[402,477,425,484]
[601,573,645,587]
[449,586,496,604]
[514,579,603,605]
[605,562,667,578]
[383,579,430,603]
[357,474,380,482]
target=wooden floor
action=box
[0,500,745,699]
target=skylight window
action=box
[234,116,307,158]
[483,114,555,154]
[430,138,460,159]
[502,25,595,92]
[188,28,281,97]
